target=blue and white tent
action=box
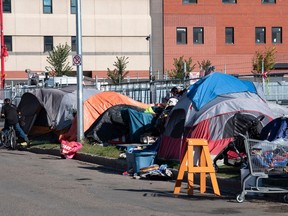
[158,72,276,161]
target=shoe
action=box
[25,140,31,147]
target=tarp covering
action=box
[127,108,155,143]
[85,105,145,143]
[187,72,257,111]
[260,117,288,141]
[60,91,152,142]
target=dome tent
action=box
[157,72,276,161]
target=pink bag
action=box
[60,140,83,159]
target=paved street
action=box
[0,149,287,216]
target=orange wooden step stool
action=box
[174,138,221,196]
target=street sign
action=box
[73,54,82,66]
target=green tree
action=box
[252,47,277,75]
[45,43,73,77]
[107,56,129,84]
[197,59,212,71]
[168,56,196,79]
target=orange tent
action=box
[60,91,152,141]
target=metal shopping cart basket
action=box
[236,134,288,203]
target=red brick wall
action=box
[164,0,288,75]
[5,71,27,79]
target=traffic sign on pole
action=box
[73,54,82,66]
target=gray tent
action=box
[17,86,100,137]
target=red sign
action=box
[73,54,82,65]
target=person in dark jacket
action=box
[1,98,30,146]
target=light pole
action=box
[76,0,84,142]
[146,34,153,103]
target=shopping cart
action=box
[236,134,288,203]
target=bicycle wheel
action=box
[10,129,17,150]
[2,131,9,148]
[0,131,5,149]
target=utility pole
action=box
[76,0,84,142]
[0,1,7,89]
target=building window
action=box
[71,36,76,51]
[262,0,276,3]
[44,36,53,52]
[183,0,197,4]
[4,36,12,51]
[71,0,76,14]
[43,0,52,14]
[272,27,282,44]
[3,0,11,13]
[225,27,234,44]
[223,0,237,3]
[193,27,204,44]
[177,27,187,44]
[255,27,266,44]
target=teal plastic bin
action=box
[126,150,157,174]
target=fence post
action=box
[262,59,265,95]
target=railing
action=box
[102,76,288,105]
[1,73,288,106]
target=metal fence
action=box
[2,74,288,106]
[101,76,288,106]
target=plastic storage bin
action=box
[126,150,157,174]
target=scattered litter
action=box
[119,153,126,159]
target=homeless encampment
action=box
[17,86,100,137]
[85,104,159,144]
[157,72,277,161]
[60,91,152,142]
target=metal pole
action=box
[146,34,153,103]
[0,1,4,89]
[76,0,84,142]
[183,62,186,87]
[262,59,265,95]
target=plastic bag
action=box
[60,140,82,159]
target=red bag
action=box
[60,140,82,159]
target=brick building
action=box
[163,0,288,75]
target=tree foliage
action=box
[197,59,212,71]
[107,56,129,84]
[168,56,196,79]
[252,47,277,74]
[45,43,73,77]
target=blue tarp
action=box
[187,72,257,110]
[260,117,288,141]
[127,108,155,143]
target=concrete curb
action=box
[74,152,127,172]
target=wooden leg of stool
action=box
[187,141,194,195]
[174,151,188,194]
[199,148,206,193]
[210,172,221,196]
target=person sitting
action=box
[170,87,180,99]
[1,98,30,147]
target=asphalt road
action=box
[0,149,287,216]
